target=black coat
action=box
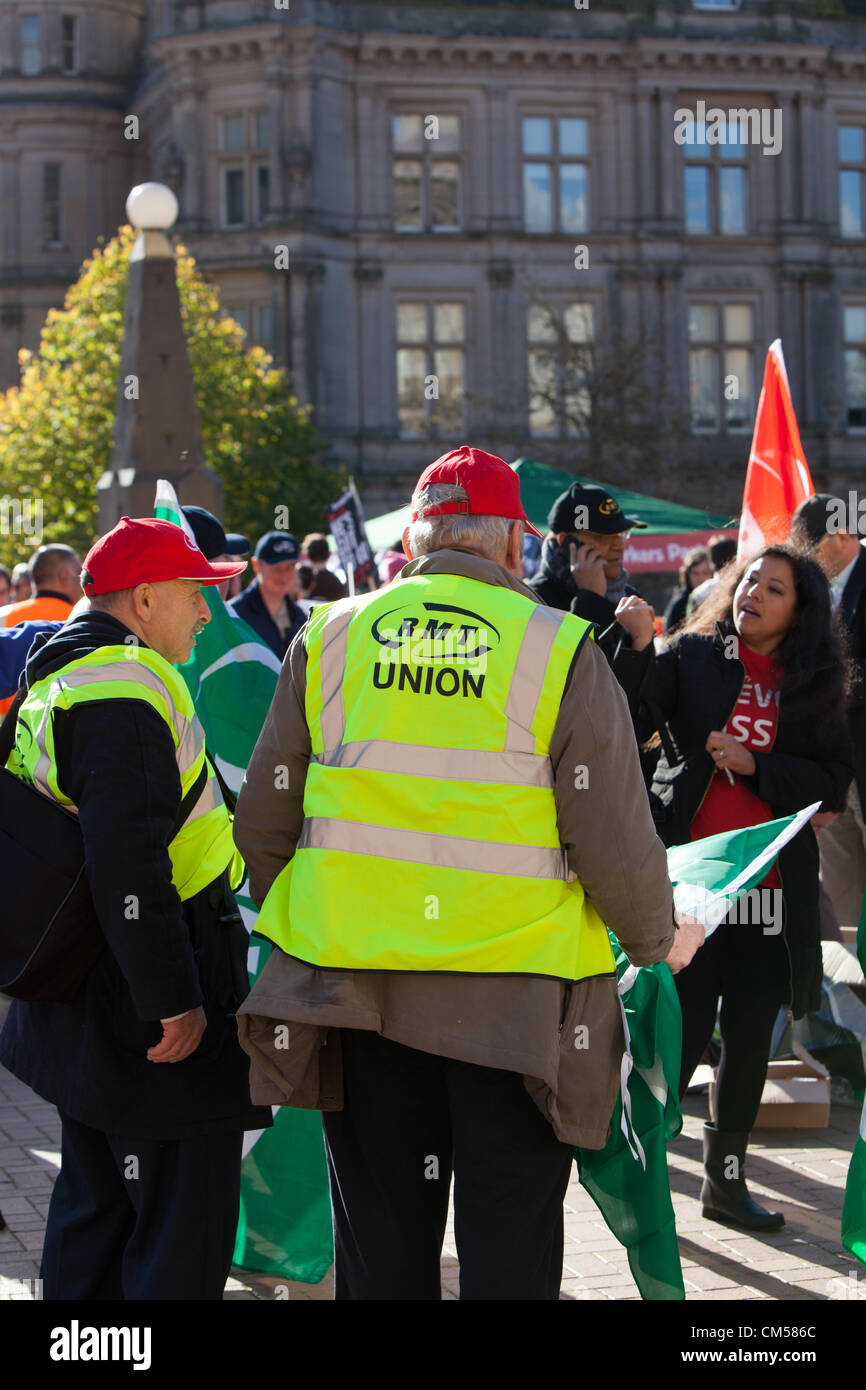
[0,611,271,1139]
[839,547,866,808]
[528,552,652,716]
[228,581,306,660]
[662,588,690,635]
[640,623,854,1018]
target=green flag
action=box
[153,481,334,1284]
[577,810,820,1300]
[668,803,820,932]
[842,889,866,1267]
[153,479,282,786]
[576,935,685,1300]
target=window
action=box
[256,165,270,223]
[522,117,589,234]
[254,302,275,346]
[683,116,748,235]
[61,16,78,74]
[527,302,594,437]
[43,163,62,245]
[149,0,170,34]
[20,15,40,75]
[223,170,245,228]
[225,304,249,335]
[224,302,275,347]
[844,306,866,429]
[396,301,466,436]
[392,114,461,232]
[839,126,865,238]
[218,112,270,227]
[688,302,755,433]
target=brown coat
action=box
[233,548,675,1148]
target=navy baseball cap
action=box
[182,505,250,562]
[255,531,300,564]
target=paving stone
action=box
[1,1063,862,1301]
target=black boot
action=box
[700,1123,785,1232]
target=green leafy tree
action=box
[0,224,340,569]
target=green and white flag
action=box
[842,891,866,1268]
[579,809,820,1300]
[153,481,334,1285]
[153,480,281,791]
[668,803,820,933]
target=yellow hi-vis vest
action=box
[6,644,237,902]
[254,571,617,981]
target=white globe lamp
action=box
[127,183,179,260]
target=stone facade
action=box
[2,0,866,514]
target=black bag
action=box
[0,686,206,1003]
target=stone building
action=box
[2,0,866,515]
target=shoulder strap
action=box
[0,686,27,766]
[207,752,237,816]
[171,759,208,840]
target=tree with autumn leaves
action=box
[0,225,340,569]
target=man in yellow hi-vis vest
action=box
[234,447,703,1301]
[0,517,271,1299]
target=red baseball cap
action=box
[411,446,543,539]
[81,517,247,597]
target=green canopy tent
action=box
[361,458,732,571]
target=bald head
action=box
[30,544,82,602]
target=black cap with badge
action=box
[254,530,301,564]
[547,482,648,536]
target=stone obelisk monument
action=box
[97,182,223,530]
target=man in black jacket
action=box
[0,517,271,1299]
[794,494,866,927]
[529,481,655,715]
[229,530,306,659]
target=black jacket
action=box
[0,611,271,1139]
[839,547,866,808]
[662,588,690,635]
[639,623,854,1018]
[528,541,652,716]
[228,580,306,660]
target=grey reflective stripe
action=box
[298,816,569,880]
[313,739,553,788]
[47,660,189,745]
[26,660,201,816]
[318,608,354,750]
[503,606,565,754]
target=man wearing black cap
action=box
[182,505,250,601]
[228,531,306,659]
[529,482,656,704]
[793,493,866,927]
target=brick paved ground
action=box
[1,1056,862,1302]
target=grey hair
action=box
[408,483,514,560]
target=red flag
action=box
[737,340,814,561]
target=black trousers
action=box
[322,1029,575,1301]
[40,1112,244,1300]
[676,911,788,1133]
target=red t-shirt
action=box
[690,643,783,888]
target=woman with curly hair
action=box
[642,543,853,1231]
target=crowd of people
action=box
[0,452,864,1301]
